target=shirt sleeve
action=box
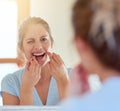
[1,74,18,96]
[67,68,72,77]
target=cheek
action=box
[44,42,52,51]
[22,44,33,55]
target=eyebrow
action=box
[25,38,34,41]
[40,35,49,38]
[25,37,34,40]
[24,34,49,41]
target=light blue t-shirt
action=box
[1,68,71,105]
[61,77,120,111]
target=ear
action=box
[75,37,88,53]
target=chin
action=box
[38,61,46,67]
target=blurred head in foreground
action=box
[72,0,120,81]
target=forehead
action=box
[26,24,47,33]
[24,24,49,38]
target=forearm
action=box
[57,77,70,100]
[20,85,34,105]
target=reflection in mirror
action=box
[0,0,100,107]
[1,13,71,106]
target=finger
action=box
[45,62,51,71]
[46,51,56,65]
[33,56,38,64]
[25,61,31,71]
[35,64,41,79]
[25,57,33,70]
[52,53,64,64]
[46,51,64,70]
[32,56,42,78]
[29,58,36,75]
[46,51,53,61]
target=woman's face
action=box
[22,23,52,66]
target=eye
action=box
[40,37,48,42]
[27,40,34,44]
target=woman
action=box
[62,0,120,110]
[1,17,70,105]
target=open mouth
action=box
[32,53,46,62]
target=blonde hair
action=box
[18,17,53,49]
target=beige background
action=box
[30,0,80,68]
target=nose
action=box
[34,41,42,51]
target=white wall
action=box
[30,0,80,68]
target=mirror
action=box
[0,0,78,106]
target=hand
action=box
[67,64,90,96]
[21,56,41,89]
[45,52,69,82]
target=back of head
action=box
[72,0,120,72]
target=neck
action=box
[97,67,120,82]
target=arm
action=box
[1,74,20,105]
[2,92,19,105]
[2,88,34,105]
[20,85,34,105]
[56,74,70,99]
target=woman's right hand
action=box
[20,57,41,105]
[67,64,90,96]
[21,56,41,89]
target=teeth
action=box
[33,53,45,56]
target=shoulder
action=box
[1,68,25,97]
[2,68,24,83]
[61,92,101,111]
[1,68,24,91]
